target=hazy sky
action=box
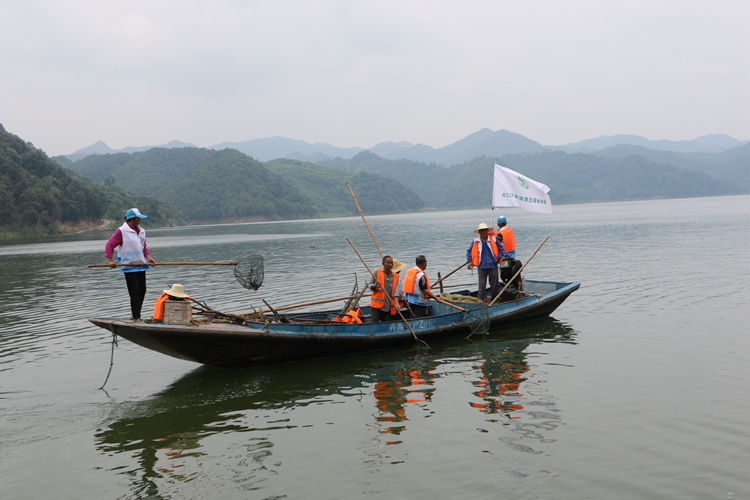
[2,1,749,156]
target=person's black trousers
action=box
[124,271,147,319]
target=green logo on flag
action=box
[517,176,529,189]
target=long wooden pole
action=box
[262,292,372,315]
[488,236,549,307]
[89,261,237,268]
[347,238,426,346]
[432,262,468,289]
[346,182,383,260]
[439,299,467,312]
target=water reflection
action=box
[470,320,575,456]
[95,319,575,496]
[372,354,438,444]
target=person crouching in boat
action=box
[466,222,505,304]
[369,255,406,323]
[153,284,191,322]
[403,255,442,318]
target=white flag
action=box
[492,163,552,214]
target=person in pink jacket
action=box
[103,208,156,322]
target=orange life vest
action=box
[470,237,501,266]
[370,268,401,314]
[498,226,515,253]
[403,267,430,295]
[333,308,363,324]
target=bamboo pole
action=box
[346,182,383,260]
[247,292,376,316]
[488,236,549,307]
[89,261,237,268]
[439,299,467,312]
[432,262,468,289]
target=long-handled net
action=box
[234,253,265,290]
[89,253,265,291]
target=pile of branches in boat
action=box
[191,299,270,325]
[191,273,372,326]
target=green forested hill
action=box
[160,150,317,221]
[100,184,187,228]
[66,147,215,197]
[65,149,426,221]
[593,143,750,192]
[0,125,108,237]
[322,151,446,192]
[22,117,744,240]
[265,159,425,216]
[500,151,740,203]
[320,150,740,208]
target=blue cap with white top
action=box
[497,215,506,225]
[124,208,148,220]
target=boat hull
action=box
[89,280,580,368]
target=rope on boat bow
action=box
[99,328,118,390]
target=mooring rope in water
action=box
[99,330,118,390]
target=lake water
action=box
[1,195,749,499]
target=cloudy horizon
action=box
[2,1,748,156]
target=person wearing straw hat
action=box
[153,284,191,322]
[369,255,405,323]
[466,222,505,304]
[103,208,157,322]
[391,258,407,275]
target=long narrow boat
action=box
[89,279,579,368]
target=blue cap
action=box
[124,208,148,220]
[497,215,506,225]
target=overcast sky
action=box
[1,1,748,156]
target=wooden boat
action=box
[89,279,580,368]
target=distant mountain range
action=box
[554,133,746,154]
[60,129,748,165]
[62,139,197,163]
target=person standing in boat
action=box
[493,215,516,258]
[466,222,505,304]
[104,208,156,322]
[369,255,406,323]
[403,255,442,318]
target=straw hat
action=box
[391,258,407,273]
[473,222,493,234]
[163,283,189,298]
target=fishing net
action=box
[464,306,491,336]
[441,293,490,336]
[234,254,265,290]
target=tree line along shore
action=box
[2,124,747,239]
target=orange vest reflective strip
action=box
[470,238,500,266]
[499,227,515,253]
[153,293,170,321]
[403,267,430,295]
[370,269,400,314]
